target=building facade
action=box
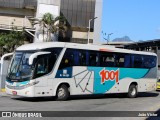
[0,0,104,44]
[35,0,97,43]
[60,0,96,43]
[0,0,36,30]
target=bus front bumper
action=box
[5,85,35,97]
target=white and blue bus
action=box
[6,42,157,100]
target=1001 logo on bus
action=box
[99,69,119,84]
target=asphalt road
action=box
[0,91,160,120]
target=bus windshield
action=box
[7,48,62,82]
[7,52,33,82]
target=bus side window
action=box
[106,55,115,67]
[48,54,57,72]
[59,49,74,69]
[99,52,115,67]
[88,51,99,66]
[124,54,131,68]
[99,53,107,67]
[73,50,79,66]
[79,50,86,66]
[133,55,143,68]
[115,54,125,67]
[143,55,156,68]
[34,57,48,78]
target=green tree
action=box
[33,13,67,42]
[0,29,27,55]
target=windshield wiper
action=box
[8,54,24,79]
[16,54,25,76]
[8,63,18,78]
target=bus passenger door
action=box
[33,56,53,96]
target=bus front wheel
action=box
[56,84,70,101]
[127,84,137,98]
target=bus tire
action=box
[127,84,137,98]
[56,84,70,101]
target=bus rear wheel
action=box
[56,84,70,101]
[127,84,137,98]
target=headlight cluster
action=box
[6,81,39,90]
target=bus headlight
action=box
[28,81,39,86]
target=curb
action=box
[0,89,10,97]
[0,89,6,92]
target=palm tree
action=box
[33,13,67,42]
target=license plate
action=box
[12,91,17,95]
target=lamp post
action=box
[107,33,113,44]
[88,17,98,44]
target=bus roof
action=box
[16,42,157,56]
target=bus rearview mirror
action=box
[29,52,51,65]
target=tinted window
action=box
[115,54,125,67]
[143,55,156,68]
[59,49,100,69]
[35,57,48,78]
[131,55,143,68]
[34,48,62,78]
[124,54,131,68]
[100,52,115,67]
[130,54,157,68]
[78,50,87,66]
[59,49,89,69]
[88,50,99,66]
[59,49,75,69]
[58,48,157,69]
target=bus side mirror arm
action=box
[29,52,51,65]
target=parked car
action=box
[156,70,160,90]
[157,79,160,90]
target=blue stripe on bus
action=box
[6,80,30,86]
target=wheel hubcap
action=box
[131,88,136,96]
[58,88,65,98]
